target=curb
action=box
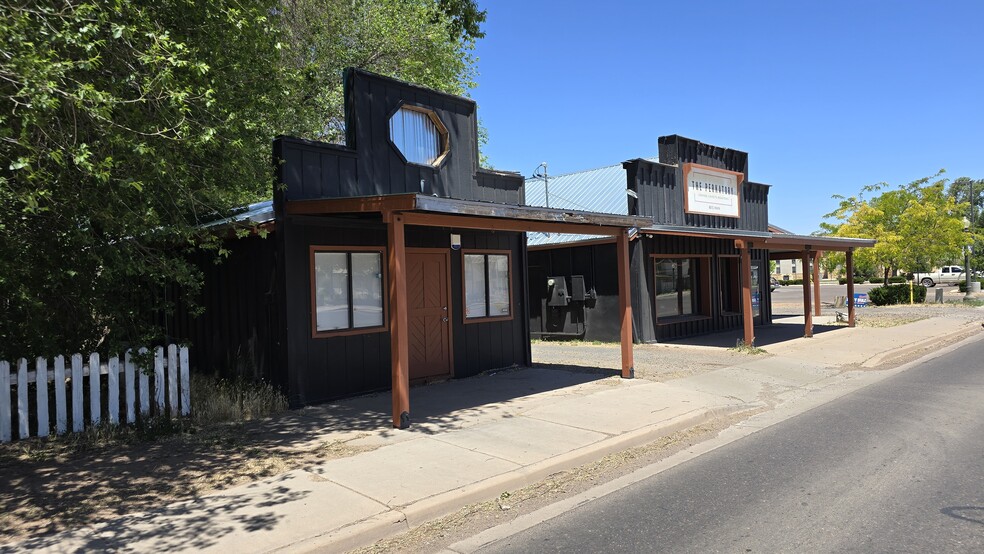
[282,404,748,554]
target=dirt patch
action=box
[0,420,377,545]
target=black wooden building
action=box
[526,135,872,345]
[172,69,648,426]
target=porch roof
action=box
[285,193,652,235]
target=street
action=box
[475,337,984,553]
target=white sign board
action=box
[683,163,744,218]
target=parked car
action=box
[770,277,779,291]
[909,265,967,287]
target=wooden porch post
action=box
[616,229,634,378]
[387,213,410,429]
[802,249,813,337]
[738,240,755,346]
[846,248,856,327]
[812,251,822,316]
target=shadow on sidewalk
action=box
[663,318,846,348]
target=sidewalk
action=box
[9,315,982,554]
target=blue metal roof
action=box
[526,159,656,247]
[202,200,274,229]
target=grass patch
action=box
[191,374,288,426]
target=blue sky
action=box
[469,0,983,235]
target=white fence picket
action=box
[108,356,120,425]
[154,347,165,414]
[54,356,67,435]
[72,354,83,432]
[0,344,190,443]
[17,359,28,439]
[138,347,150,416]
[180,346,190,416]
[0,361,10,443]
[36,357,49,438]
[167,344,178,414]
[89,353,101,425]
[124,350,136,424]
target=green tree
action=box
[0,0,483,359]
[946,176,984,271]
[823,172,973,285]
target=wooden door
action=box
[407,250,452,380]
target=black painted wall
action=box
[279,218,529,407]
[274,69,524,206]
[625,135,770,232]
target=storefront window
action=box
[654,258,696,317]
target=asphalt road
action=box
[477,338,984,553]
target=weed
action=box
[731,339,767,355]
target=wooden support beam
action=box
[399,211,625,236]
[813,251,822,317]
[616,229,634,378]
[846,248,856,327]
[739,244,755,346]
[388,215,410,429]
[802,250,813,337]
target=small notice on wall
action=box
[682,163,744,218]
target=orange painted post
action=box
[739,242,755,346]
[387,214,411,429]
[846,248,856,327]
[802,250,813,337]
[616,229,634,378]
[812,251,822,317]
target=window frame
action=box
[309,245,388,338]
[387,103,450,168]
[651,254,711,323]
[461,249,514,324]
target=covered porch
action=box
[286,193,651,428]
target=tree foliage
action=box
[0,0,483,359]
[821,172,975,284]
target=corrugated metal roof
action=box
[525,158,656,247]
[202,200,274,229]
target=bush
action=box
[784,279,803,285]
[888,276,907,284]
[868,284,927,305]
[838,277,868,285]
[957,279,984,293]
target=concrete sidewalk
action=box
[11,315,983,554]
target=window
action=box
[653,257,710,320]
[389,105,449,166]
[311,247,385,336]
[463,252,511,320]
[720,257,741,314]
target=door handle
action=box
[442,317,449,322]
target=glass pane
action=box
[390,108,440,165]
[487,255,510,317]
[464,254,487,318]
[314,252,349,331]
[351,253,383,328]
[654,259,679,317]
[680,259,694,316]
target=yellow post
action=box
[910,280,914,304]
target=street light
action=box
[532,162,549,208]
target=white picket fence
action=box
[0,344,190,443]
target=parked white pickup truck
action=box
[910,265,967,287]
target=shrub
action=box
[868,284,927,305]
[838,277,868,285]
[888,276,907,284]
[957,279,984,293]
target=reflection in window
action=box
[389,107,445,165]
[654,258,696,318]
[464,253,511,319]
[314,250,384,333]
